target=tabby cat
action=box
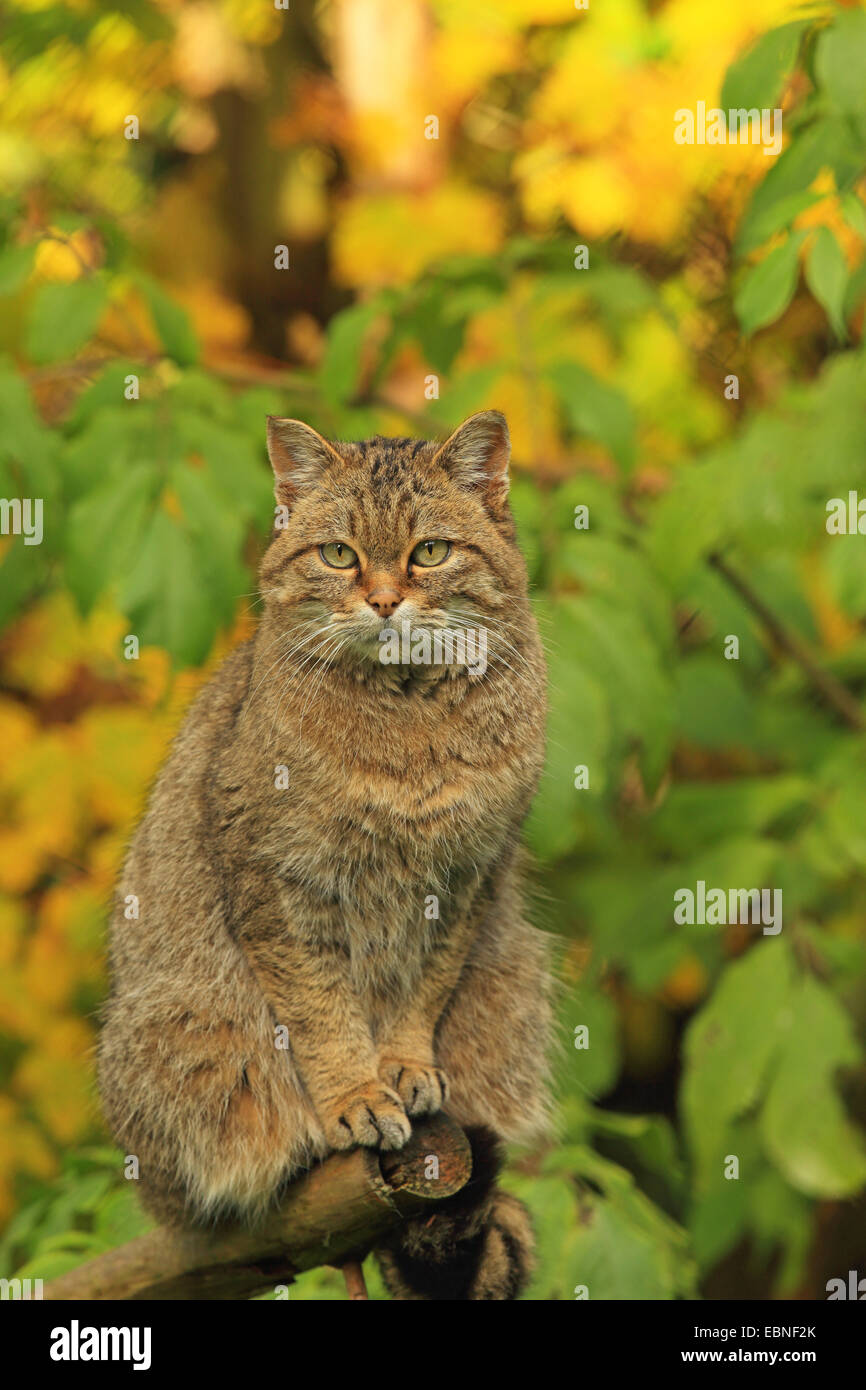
[98,409,554,1300]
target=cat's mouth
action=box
[336,605,435,657]
[281,603,486,680]
[331,607,489,679]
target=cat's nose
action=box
[366,586,402,617]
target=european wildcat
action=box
[98,409,554,1300]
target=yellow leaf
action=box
[333,184,503,286]
[14,1017,95,1144]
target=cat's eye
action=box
[319,542,358,569]
[410,539,451,568]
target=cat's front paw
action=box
[323,1081,411,1152]
[379,1058,450,1117]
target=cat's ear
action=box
[266,417,342,505]
[431,410,510,518]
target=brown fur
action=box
[98,411,553,1296]
[376,1127,537,1299]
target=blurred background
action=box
[1,0,866,1299]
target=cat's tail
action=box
[374,1126,534,1301]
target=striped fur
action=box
[98,413,553,1297]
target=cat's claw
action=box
[379,1058,449,1117]
[325,1082,411,1152]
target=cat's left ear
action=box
[431,410,510,519]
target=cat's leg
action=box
[377,1021,450,1118]
[374,907,552,1299]
[433,907,555,1146]
[99,944,327,1226]
[377,875,554,1142]
[375,1127,535,1300]
[227,860,411,1153]
[374,874,503,1117]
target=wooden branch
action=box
[341,1261,369,1300]
[707,551,865,731]
[43,1113,471,1301]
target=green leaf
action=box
[387,280,468,374]
[556,534,674,656]
[65,467,156,612]
[560,986,620,1098]
[761,975,866,1198]
[503,1174,579,1299]
[232,385,285,436]
[525,654,609,861]
[512,1146,694,1300]
[0,1196,49,1277]
[841,191,866,240]
[508,475,543,584]
[62,405,153,502]
[734,233,805,335]
[25,277,108,364]
[137,274,199,365]
[650,776,812,855]
[170,462,247,623]
[66,363,144,430]
[548,594,674,788]
[599,1113,686,1208]
[675,657,753,749]
[736,119,862,254]
[525,596,612,859]
[747,1165,813,1292]
[815,10,866,116]
[118,509,220,666]
[13,1247,104,1284]
[556,1148,693,1299]
[422,365,504,426]
[318,300,381,407]
[94,1189,153,1245]
[0,539,49,619]
[804,227,848,338]
[174,412,272,522]
[545,361,635,471]
[691,1177,749,1268]
[0,241,35,296]
[735,189,821,257]
[684,940,866,1204]
[721,20,808,113]
[0,364,59,500]
[682,943,795,1188]
[824,533,866,620]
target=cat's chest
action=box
[284,743,502,870]
[230,673,540,880]
[248,730,514,920]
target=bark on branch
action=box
[707,551,865,731]
[43,1113,471,1301]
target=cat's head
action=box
[259,411,528,679]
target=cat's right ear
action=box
[266,417,342,506]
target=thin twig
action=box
[341,1261,369,1301]
[707,550,864,731]
[23,354,318,394]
